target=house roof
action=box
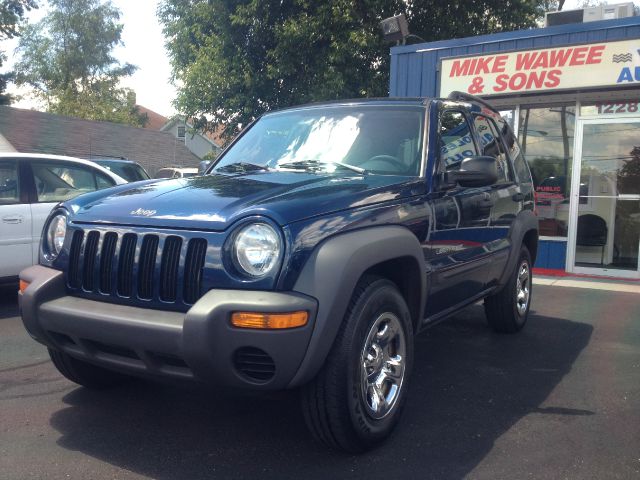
[137,105,168,130]
[0,106,201,176]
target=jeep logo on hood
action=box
[130,208,156,217]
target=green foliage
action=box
[0,0,38,104]
[14,0,147,127]
[158,0,553,139]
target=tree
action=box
[14,0,147,127]
[0,0,38,104]
[158,0,555,141]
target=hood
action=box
[66,172,424,230]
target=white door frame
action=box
[566,116,640,279]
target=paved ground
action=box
[1,282,639,480]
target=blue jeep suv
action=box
[19,93,538,452]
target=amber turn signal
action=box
[231,311,308,329]
[19,280,30,293]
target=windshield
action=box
[212,105,425,176]
[96,161,150,182]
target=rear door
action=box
[0,159,32,278]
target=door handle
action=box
[2,215,24,224]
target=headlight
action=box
[45,213,67,259]
[232,222,282,277]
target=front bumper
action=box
[19,265,318,389]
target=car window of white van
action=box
[0,160,20,204]
[31,162,107,202]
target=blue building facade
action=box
[390,16,640,279]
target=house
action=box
[161,116,223,159]
[0,106,201,176]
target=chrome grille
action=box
[67,229,207,307]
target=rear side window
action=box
[500,120,532,184]
[473,114,513,184]
[0,160,20,204]
[439,111,477,172]
[31,161,114,202]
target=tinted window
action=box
[31,161,111,202]
[0,160,19,204]
[473,114,512,184]
[155,169,175,179]
[98,161,149,182]
[439,111,477,172]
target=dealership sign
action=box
[439,39,640,96]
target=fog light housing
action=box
[231,311,308,329]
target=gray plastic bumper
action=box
[19,265,318,389]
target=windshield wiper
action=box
[214,162,270,174]
[279,159,366,174]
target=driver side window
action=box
[438,111,477,173]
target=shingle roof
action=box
[137,105,169,130]
[0,106,201,176]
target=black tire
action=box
[484,245,532,333]
[48,348,127,389]
[301,276,414,453]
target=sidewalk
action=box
[533,275,640,293]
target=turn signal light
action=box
[19,280,30,293]
[231,311,308,329]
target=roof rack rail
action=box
[446,91,499,114]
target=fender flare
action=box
[498,210,539,288]
[287,225,426,387]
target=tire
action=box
[484,245,532,333]
[48,348,127,389]
[301,276,414,453]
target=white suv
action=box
[0,153,126,282]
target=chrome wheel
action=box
[515,260,530,316]
[360,312,406,420]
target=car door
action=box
[424,109,495,318]
[471,112,522,287]
[0,159,32,279]
[26,159,118,266]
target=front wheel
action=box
[48,348,128,389]
[484,245,532,333]
[301,277,413,452]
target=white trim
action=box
[567,115,640,279]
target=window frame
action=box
[436,108,479,177]
[471,113,516,185]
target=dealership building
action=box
[390,11,640,279]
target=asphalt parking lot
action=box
[1,281,639,480]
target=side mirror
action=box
[444,156,498,188]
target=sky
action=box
[3,0,177,117]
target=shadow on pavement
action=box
[49,305,592,480]
[0,284,19,320]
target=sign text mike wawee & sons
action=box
[439,39,640,96]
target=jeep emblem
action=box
[130,208,156,217]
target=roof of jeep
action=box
[268,98,430,113]
[263,94,495,116]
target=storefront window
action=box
[519,104,575,237]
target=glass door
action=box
[568,118,640,279]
